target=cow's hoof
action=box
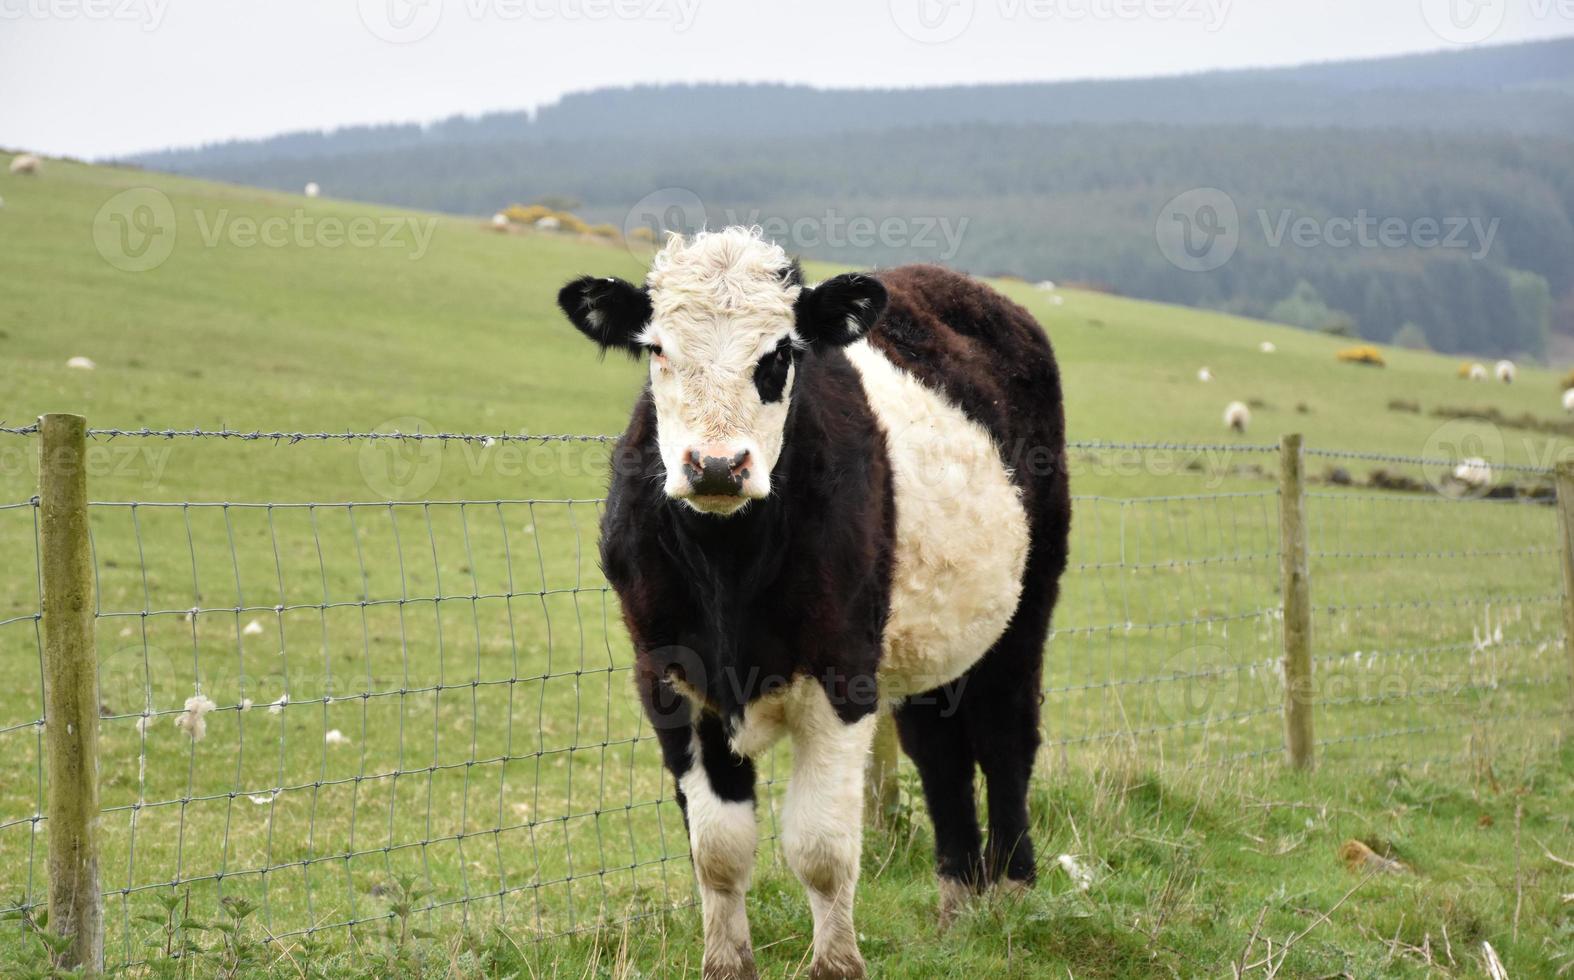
[992,876,1033,904]
[937,875,977,931]
[807,952,866,980]
[702,945,757,980]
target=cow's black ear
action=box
[557,276,651,356]
[794,273,887,349]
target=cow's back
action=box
[845,265,1069,698]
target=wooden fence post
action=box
[864,712,900,828]
[1279,433,1315,771]
[1554,462,1574,719]
[39,413,102,973]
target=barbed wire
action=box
[1304,446,1554,475]
[0,423,1561,476]
[91,427,617,444]
[1068,440,1278,454]
[0,423,618,444]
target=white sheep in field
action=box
[9,154,40,175]
[1562,388,1574,413]
[1198,367,1214,383]
[1453,457,1493,488]
[534,215,561,231]
[1259,341,1276,354]
[491,212,509,228]
[1224,401,1251,433]
[1468,363,1488,382]
[1495,360,1516,384]
[304,181,320,198]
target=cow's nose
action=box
[682,446,751,496]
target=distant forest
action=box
[127,39,1574,358]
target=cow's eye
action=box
[648,344,663,358]
[753,339,794,403]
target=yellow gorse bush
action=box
[499,204,599,236]
[1336,346,1386,367]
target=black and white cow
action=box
[557,227,1070,979]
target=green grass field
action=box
[1,155,1572,977]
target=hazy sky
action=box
[3,0,1571,158]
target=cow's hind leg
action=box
[894,680,984,927]
[783,686,877,979]
[668,711,759,980]
[966,579,1055,890]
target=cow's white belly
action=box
[844,341,1030,701]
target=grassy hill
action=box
[117,40,1574,360]
[4,153,1573,502]
[2,158,1573,978]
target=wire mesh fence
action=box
[0,424,1569,968]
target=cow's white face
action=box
[638,231,801,514]
[558,227,887,517]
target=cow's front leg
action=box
[783,685,878,980]
[678,712,759,980]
